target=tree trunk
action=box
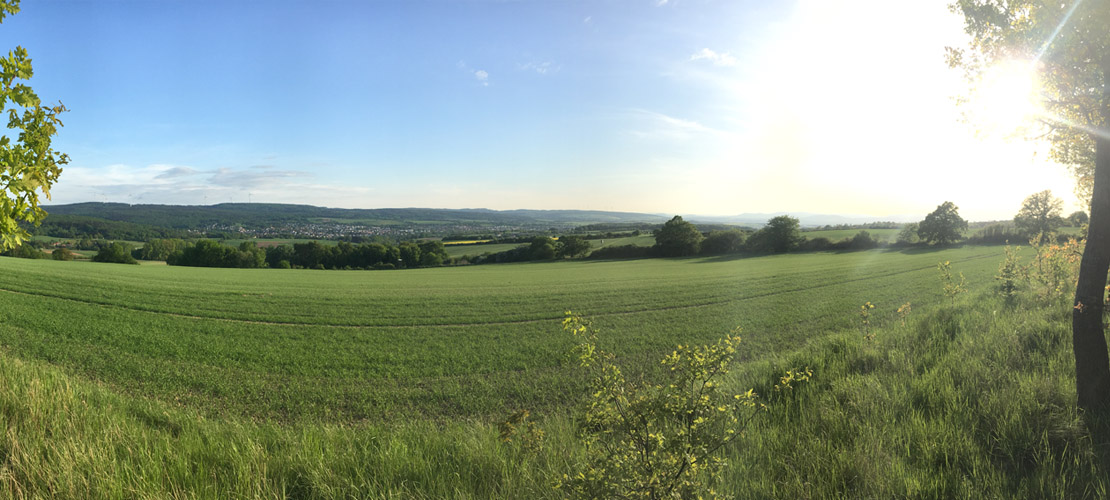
[1072,63,1110,412]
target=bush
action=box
[654,215,703,257]
[747,216,803,254]
[50,247,76,261]
[967,223,1022,245]
[552,314,765,499]
[700,229,746,255]
[133,238,188,261]
[846,230,879,250]
[92,242,138,264]
[2,243,47,259]
[896,223,920,244]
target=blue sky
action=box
[0,0,1079,219]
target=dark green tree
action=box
[748,215,803,254]
[700,229,745,255]
[950,0,1110,410]
[529,236,557,260]
[50,246,75,261]
[653,215,703,257]
[1,242,44,258]
[134,238,188,261]
[418,240,449,267]
[917,202,967,245]
[848,230,878,250]
[398,242,422,268]
[1014,190,1064,237]
[556,235,591,258]
[265,244,295,268]
[92,241,137,264]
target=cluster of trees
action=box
[168,240,265,268]
[461,235,592,264]
[161,239,452,270]
[903,193,1086,247]
[584,215,892,261]
[1,243,47,259]
[92,242,138,264]
[651,215,805,257]
[133,238,190,261]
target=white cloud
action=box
[457,61,489,86]
[48,163,379,207]
[690,48,737,67]
[657,0,669,6]
[624,109,727,141]
[153,166,199,179]
[519,61,559,75]
[583,15,592,24]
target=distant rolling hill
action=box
[40,203,672,231]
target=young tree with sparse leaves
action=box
[0,0,68,251]
[949,1,1110,410]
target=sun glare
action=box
[968,59,1043,137]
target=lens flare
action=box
[968,59,1042,137]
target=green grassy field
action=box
[0,246,1005,423]
[1,245,1103,498]
[802,227,900,242]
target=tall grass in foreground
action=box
[3,290,1109,497]
[724,290,1107,498]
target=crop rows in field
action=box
[0,246,1005,422]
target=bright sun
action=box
[968,59,1043,137]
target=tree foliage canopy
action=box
[951,1,1110,410]
[0,0,68,250]
[948,0,1109,205]
[555,235,590,259]
[92,242,138,265]
[1014,189,1064,236]
[748,215,803,254]
[653,215,703,257]
[917,202,967,245]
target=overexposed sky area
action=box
[0,0,1080,221]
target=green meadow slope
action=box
[0,247,1003,422]
[1,245,1105,498]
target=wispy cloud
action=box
[656,0,669,6]
[49,163,376,206]
[518,60,559,75]
[457,60,490,86]
[207,165,310,189]
[474,69,489,86]
[690,48,737,67]
[624,109,727,141]
[583,15,592,24]
[153,166,199,179]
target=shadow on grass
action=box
[889,243,967,255]
[1084,410,1110,487]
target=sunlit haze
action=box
[0,0,1079,221]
